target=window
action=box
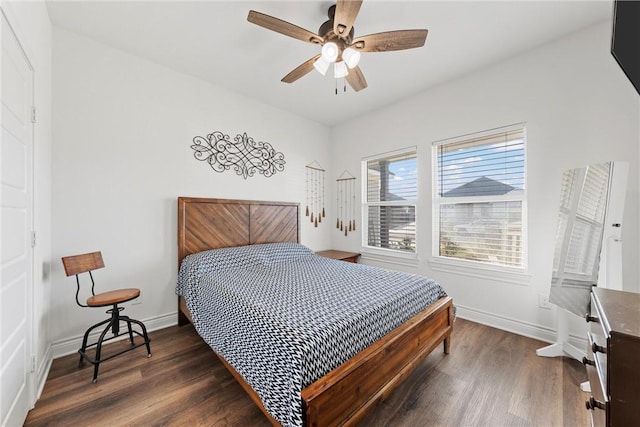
[433,124,526,270]
[362,147,417,254]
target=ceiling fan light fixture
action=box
[321,42,339,62]
[334,61,349,78]
[313,56,331,76]
[342,47,361,69]
[247,3,427,92]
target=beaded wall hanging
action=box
[306,161,325,227]
[336,170,356,236]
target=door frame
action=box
[0,6,36,425]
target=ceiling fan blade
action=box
[351,29,428,52]
[248,10,323,44]
[333,0,363,38]
[282,54,322,83]
[345,66,367,92]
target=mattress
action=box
[176,242,448,426]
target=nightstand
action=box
[316,250,361,263]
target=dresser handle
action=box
[585,313,599,323]
[592,342,607,354]
[586,396,606,411]
[582,357,595,366]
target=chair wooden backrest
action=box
[62,251,105,277]
[62,251,106,308]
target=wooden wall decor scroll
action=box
[306,161,325,228]
[191,131,285,179]
[336,170,356,236]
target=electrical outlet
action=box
[132,293,142,305]
[538,294,552,310]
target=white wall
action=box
[49,17,639,357]
[50,28,332,351]
[331,21,640,341]
[1,0,53,407]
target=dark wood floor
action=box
[25,318,589,426]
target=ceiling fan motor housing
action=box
[318,18,354,46]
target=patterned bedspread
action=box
[176,243,448,427]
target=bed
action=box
[176,197,453,427]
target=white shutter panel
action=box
[550,162,611,316]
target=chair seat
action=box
[87,288,140,307]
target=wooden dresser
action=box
[316,250,360,263]
[583,287,640,427]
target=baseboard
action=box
[34,344,53,402]
[49,307,586,359]
[45,307,586,380]
[50,311,178,359]
[455,304,587,353]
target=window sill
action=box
[360,247,420,268]
[428,256,531,286]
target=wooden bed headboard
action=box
[177,197,300,264]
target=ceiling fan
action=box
[247,1,428,92]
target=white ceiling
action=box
[46,0,612,126]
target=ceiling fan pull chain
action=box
[344,79,347,93]
[335,78,338,95]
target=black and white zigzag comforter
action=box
[176,243,448,427]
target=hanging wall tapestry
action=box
[191,131,285,179]
[336,170,356,236]
[306,161,325,227]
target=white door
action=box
[1,10,34,427]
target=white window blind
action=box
[363,148,417,253]
[433,125,526,269]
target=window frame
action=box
[431,124,528,274]
[361,146,419,262]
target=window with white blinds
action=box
[552,162,611,281]
[433,124,526,269]
[362,147,417,253]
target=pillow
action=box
[177,245,264,294]
[250,242,315,265]
[176,242,314,294]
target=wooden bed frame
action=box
[177,197,454,427]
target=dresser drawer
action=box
[585,287,640,427]
[585,333,607,427]
[588,295,608,392]
[589,293,608,340]
[585,292,608,426]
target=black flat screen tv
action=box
[611,0,640,95]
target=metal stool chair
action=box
[61,251,151,383]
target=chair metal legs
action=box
[78,304,152,383]
[79,317,111,367]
